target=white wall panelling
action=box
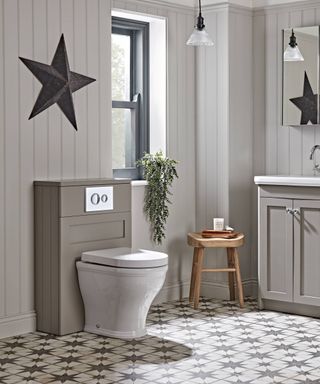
[195,4,254,297]
[112,0,197,299]
[0,0,112,337]
[0,0,196,337]
[254,2,320,177]
[252,1,320,287]
[2,0,318,338]
[229,6,253,291]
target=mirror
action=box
[282,26,319,126]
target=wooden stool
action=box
[187,232,245,309]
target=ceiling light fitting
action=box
[284,29,304,62]
[186,0,213,47]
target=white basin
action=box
[254,175,320,187]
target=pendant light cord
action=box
[196,0,205,30]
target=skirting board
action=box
[153,281,191,304]
[153,278,258,304]
[201,278,258,300]
[0,312,36,339]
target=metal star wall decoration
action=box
[290,71,318,125]
[19,34,96,131]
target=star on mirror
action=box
[290,71,318,125]
[19,34,96,131]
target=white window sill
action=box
[131,180,148,187]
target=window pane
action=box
[112,34,130,101]
[112,108,136,169]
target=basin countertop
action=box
[254,175,320,187]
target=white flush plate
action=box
[85,186,114,212]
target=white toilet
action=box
[76,247,168,339]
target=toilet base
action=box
[84,325,147,339]
[77,257,168,340]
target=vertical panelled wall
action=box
[229,7,254,293]
[196,5,255,298]
[0,0,111,337]
[196,6,229,232]
[254,1,320,176]
[112,0,196,300]
[195,6,229,295]
[252,1,320,284]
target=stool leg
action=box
[193,247,204,310]
[227,248,235,301]
[233,248,244,308]
[189,248,199,302]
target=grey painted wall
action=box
[0,0,196,337]
[0,0,111,337]
[252,0,320,285]
[113,0,197,302]
[196,4,255,298]
[1,0,317,338]
[254,0,320,177]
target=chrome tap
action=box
[310,145,320,174]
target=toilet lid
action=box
[81,247,168,268]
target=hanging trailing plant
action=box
[136,151,178,245]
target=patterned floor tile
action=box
[1,298,320,383]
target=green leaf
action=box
[136,151,178,245]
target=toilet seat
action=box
[81,247,168,269]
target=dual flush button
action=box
[85,186,114,212]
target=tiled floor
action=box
[1,298,320,383]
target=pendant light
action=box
[283,29,304,61]
[186,0,213,47]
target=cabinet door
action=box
[260,198,293,301]
[294,200,320,306]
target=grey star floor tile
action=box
[1,298,320,384]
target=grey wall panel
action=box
[0,0,196,336]
[254,3,320,177]
[252,1,320,291]
[4,0,20,317]
[19,0,35,315]
[112,0,196,295]
[0,0,113,334]
[229,8,253,286]
[195,5,254,291]
[0,0,5,318]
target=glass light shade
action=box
[186,28,214,46]
[283,45,304,61]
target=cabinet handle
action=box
[286,208,300,215]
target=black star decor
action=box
[290,71,318,125]
[19,34,96,131]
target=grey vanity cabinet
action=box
[293,199,320,307]
[259,189,320,311]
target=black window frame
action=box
[112,16,149,180]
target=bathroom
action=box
[1,0,320,382]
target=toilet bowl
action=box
[76,247,168,339]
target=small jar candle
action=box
[213,218,224,231]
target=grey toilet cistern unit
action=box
[34,179,168,338]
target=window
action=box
[112,17,149,179]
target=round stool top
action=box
[187,232,245,248]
